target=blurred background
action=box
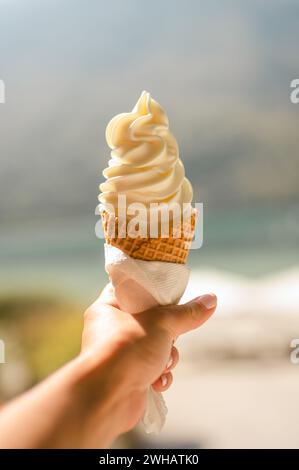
[0,0,299,448]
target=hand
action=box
[81,283,217,440]
[0,283,217,449]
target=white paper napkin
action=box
[104,243,190,433]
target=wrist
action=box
[69,351,129,447]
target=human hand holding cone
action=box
[99,91,196,433]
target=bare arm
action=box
[0,285,216,448]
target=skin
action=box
[0,284,217,448]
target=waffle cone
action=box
[101,209,197,264]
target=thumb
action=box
[159,293,217,338]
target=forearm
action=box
[0,353,124,448]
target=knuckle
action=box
[83,304,102,322]
[184,302,199,322]
[165,372,173,388]
[172,346,179,360]
[143,306,168,327]
[140,305,179,339]
[158,307,177,338]
[83,307,93,322]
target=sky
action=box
[0,0,298,223]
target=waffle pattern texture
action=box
[101,209,197,264]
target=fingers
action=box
[164,346,179,372]
[96,283,119,308]
[151,295,215,392]
[152,346,178,392]
[159,293,217,338]
[152,372,173,392]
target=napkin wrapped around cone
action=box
[101,209,197,433]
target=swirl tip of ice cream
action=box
[99,91,193,214]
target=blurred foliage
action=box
[0,294,83,384]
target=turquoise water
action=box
[0,209,298,303]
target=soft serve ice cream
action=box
[99,91,193,215]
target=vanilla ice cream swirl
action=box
[99,91,193,213]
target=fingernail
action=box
[166,356,173,370]
[161,375,168,387]
[195,293,217,310]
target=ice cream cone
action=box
[101,209,197,264]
